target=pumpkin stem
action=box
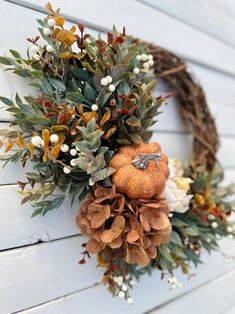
[132,153,161,170]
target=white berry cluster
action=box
[133,53,154,75]
[60,144,81,174]
[226,225,235,240]
[100,75,115,92]
[168,275,182,292]
[113,275,134,305]
[31,133,59,147]
[30,18,56,60]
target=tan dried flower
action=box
[76,184,172,267]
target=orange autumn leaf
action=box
[27,143,35,160]
[51,143,61,159]
[100,111,111,127]
[17,133,25,149]
[104,126,116,139]
[53,29,76,47]
[83,111,98,126]
[54,16,65,26]
[58,133,65,145]
[42,129,50,149]
[5,140,13,153]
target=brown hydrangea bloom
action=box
[76,185,172,267]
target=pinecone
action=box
[76,184,172,267]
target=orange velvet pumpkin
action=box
[110,142,169,199]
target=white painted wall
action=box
[0,1,235,313]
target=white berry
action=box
[33,54,40,61]
[101,77,108,86]
[118,291,125,298]
[133,67,140,75]
[148,59,154,66]
[91,104,98,111]
[61,144,69,153]
[31,45,39,54]
[46,45,54,52]
[108,84,115,92]
[211,221,218,229]
[121,284,127,291]
[106,75,112,83]
[127,297,133,305]
[143,62,150,69]
[48,18,56,27]
[63,166,71,174]
[50,134,59,143]
[43,28,51,36]
[70,159,77,167]
[70,149,77,156]
[31,135,42,147]
[148,54,153,60]
[136,55,142,61]
[227,234,233,240]
[141,53,148,61]
[206,238,211,243]
[208,214,215,221]
[227,226,233,233]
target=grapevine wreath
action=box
[0,3,235,304]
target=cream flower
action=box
[161,159,193,213]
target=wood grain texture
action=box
[139,0,235,47]
[5,0,235,76]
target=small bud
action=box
[70,149,77,156]
[106,75,112,83]
[118,291,125,298]
[101,77,108,86]
[211,221,218,229]
[121,284,127,291]
[127,297,133,305]
[46,44,54,52]
[61,144,69,153]
[48,18,56,27]
[108,84,115,92]
[63,166,71,174]
[143,62,150,69]
[133,67,140,75]
[91,104,98,111]
[31,135,42,147]
[70,159,77,167]
[227,226,233,233]
[50,134,59,143]
[43,28,52,36]
[33,54,40,61]
[30,45,39,54]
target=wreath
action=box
[0,3,234,305]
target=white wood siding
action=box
[0,1,235,313]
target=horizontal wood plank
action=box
[13,258,235,314]
[149,269,235,314]
[6,0,235,76]
[0,234,235,314]
[139,0,235,47]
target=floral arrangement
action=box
[0,3,234,305]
